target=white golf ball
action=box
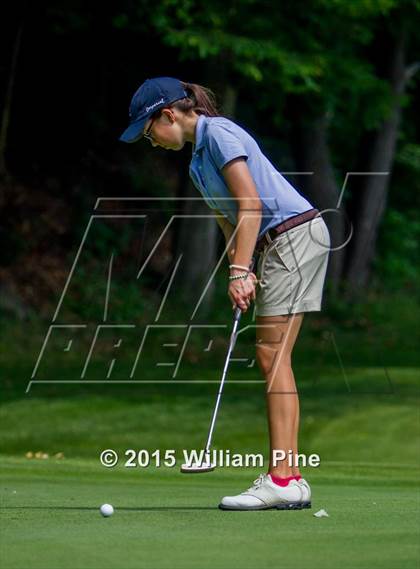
[100,503,114,517]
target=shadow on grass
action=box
[4,506,217,511]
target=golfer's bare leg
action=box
[255,313,304,478]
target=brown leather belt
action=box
[255,208,320,254]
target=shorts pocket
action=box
[262,238,295,274]
[272,241,295,272]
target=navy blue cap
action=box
[119,77,188,143]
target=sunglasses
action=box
[143,117,155,142]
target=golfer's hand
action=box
[228,271,258,312]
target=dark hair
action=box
[152,81,221,119]
[175,82,220,116]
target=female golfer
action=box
[119,76,330,510]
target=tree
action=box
[0,23,23,183]
[346,11,420,291]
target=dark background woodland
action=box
[1,0,419,322]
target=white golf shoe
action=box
[298,478,312,509]
[219,473,304,511]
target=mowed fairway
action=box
[1,365,419,568]
[1,456,419,569]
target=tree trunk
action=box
[173,178,219,319]
[345,27,408,292]
[0,23,23,183]
[291,110,346,295]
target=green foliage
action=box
[59,257,154,323]
[374,208,420,290]
[111,13,129,29]
[317,0,398,18]
[397,143,420,172]
[137,0,406,129]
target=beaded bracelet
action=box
[228,273,249,281]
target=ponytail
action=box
[171,81,221,117]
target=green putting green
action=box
[1,365,419,568]
[1,456,419,569]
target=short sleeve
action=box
[206,124,249,170]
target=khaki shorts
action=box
[254,216,331,317]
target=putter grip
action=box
[233,306,242,322]
[233,256,256,322]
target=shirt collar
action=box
[193,114,207,154]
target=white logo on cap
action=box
[146,98,165,113]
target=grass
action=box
[1,457,419,569]
[0,367,419,462]
[1,292,419,569]
[0,366,419,568]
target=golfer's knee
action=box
[256,346,291,375]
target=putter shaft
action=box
[203,256,257,456]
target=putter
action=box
[181,256,257,473]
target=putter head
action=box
[180,461,216,473]
[180,453,216,473]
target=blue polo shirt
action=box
[189,114,313,238]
